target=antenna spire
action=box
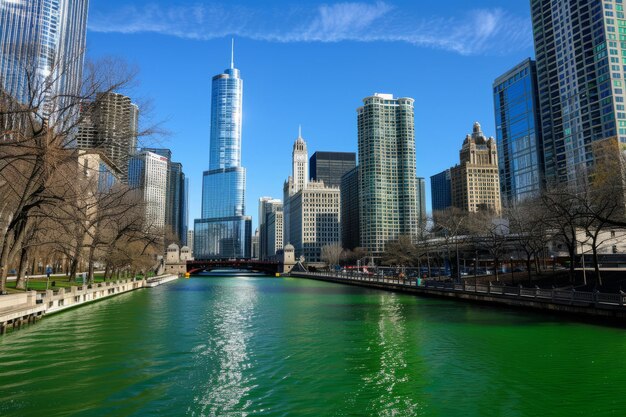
[298,125,302,138]
[230,38,234,69]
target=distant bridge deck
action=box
[187,259,282,275]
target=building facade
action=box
[142,148,188,244]
[287,182,340,263]
[194,52,251,259]
[493,58,543,205]
[450,122,502,214]
[78,92,139,182]
[340,166,360,250]
[128,151,168,229]
[77,150,121,193]
[251,229,259,259]
[283,134,309,245]
[531,0,626,186]
[168,162,185,242]
[266,210,284,259]
[187,230,194,257]
[284,135,341,263]
[309,151,356,188]
[430,169,452,212]
[416,177,427,227]
[258,197,283,260]
[0,0,89,109]
[357,93,419,255]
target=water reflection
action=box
[363,293,422,416]
[189,280,258,417]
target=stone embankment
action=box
[292,272,626,323]
[146,275,180,287]
[0,275,178,334]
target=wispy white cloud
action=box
[88,2,532,55]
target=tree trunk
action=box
[15,247,29,290]
[534,254,541,276]
[69,257,79,282]
[494,258,500,281]
[0,232,13,292]
[68,237,84,281]
[567,243,576,284]
[526,254,532,285]
[87,245,96,285]
[592,242,602,288]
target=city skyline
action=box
[84,0,536,229]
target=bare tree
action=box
[541,184,583,283]
[577,150,626,286]
[0,50,152,292]
[382,235,416,267]
[321,243,343,269]
[508,200,551,283]
[432,208,468,280]
[467,212,509,282]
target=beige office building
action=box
[451,122,501,214]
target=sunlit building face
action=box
[0,0,89,107]
[195,56,252,260]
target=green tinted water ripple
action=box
[1,276,625,416]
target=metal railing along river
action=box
[296,270,626,309]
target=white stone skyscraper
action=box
[283,130,309,244]
[128,151,168,229]
[283,132,341,264]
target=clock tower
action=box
[292,127,309,194]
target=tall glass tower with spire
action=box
[194,43,251,259]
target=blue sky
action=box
[86,0,535,229]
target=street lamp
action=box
[510,256,515,285]
[551,255,555,273]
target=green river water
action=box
[1,275,626,416]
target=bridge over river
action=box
[186,259,283,275]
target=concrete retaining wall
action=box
[0,275,179,334]
[292,273,626,323]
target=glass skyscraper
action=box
[309,151,356,188]
[493,58,543,204]
[430,169,452,212]
[531,0,626,185]
[195,50,251,259]
[340,166,360,250]
[0,0,89,107]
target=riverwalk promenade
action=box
[292,271,626,322]
[0,274,179,334]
